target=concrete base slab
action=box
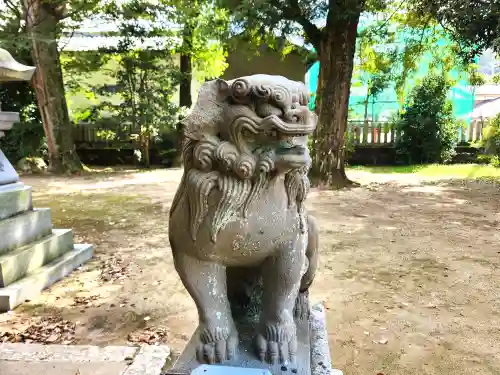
[0,243,94,312]
[0,229,74,287]
[0,360,129,375]
[0,184,32,220]
[0,343,138,362]
[0,343,170,375]
[123,345,171,375]
[0,208,52,255]
[310,303,336,375]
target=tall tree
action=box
[3,0,99,173]
[219,0,378,188]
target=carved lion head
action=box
[172,75,316,242]
[180,74,317,177]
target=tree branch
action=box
[3,0,23,20]
[281,0,323,49]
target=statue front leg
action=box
[255,239,307,365]
[173,251,238,364]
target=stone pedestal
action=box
[164,303,341,375]
[0,152,94,312]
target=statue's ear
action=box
[216,78,229,92]
[216,78,231,101]
[181,113,218,141]
[179,114,200,140]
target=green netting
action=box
[305,25,475,124]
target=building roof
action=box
[474,84,500,96]
[471,97,500,118]
[58,33,181,52]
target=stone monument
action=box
[0,48,94,312]
[166,75,339,374]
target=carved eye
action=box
[291,104,297,110]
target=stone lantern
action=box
[0,48,93,312]
[0,48,36,186]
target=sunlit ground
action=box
[0,166,499,375]
[349,163,500,179]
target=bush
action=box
[0,119,46,163]
[481,114,500,158]
[395,74,459,164]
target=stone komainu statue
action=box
[169,74,319,366]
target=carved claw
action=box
[255,320,297,365]
[293,291,310,320]
[255,332,297,365]
[196,324,239,364]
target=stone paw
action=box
[196,324,239,364]
[293,291,309,320]
[255,321,297,365]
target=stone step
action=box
[0,229,74,287]
[0,208,52,255]
[0,243,94,312]
[0,184,32,220]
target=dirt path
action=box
[1,168,499,374]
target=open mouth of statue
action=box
[276,144,306,155]
[269,133,308,155]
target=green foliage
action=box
[413,0,500,59]
[70,1,184,167]
[395,73,459,164]
[353,21,399,119]
[490,155,500,168]
[467,64,487,86]
[481,114,500,159]
[0,35,44,163]
[165,0,229,83]
[0,118,46,163]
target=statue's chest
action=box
[194,199,304,265]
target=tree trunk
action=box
[363,94,370,124]
[24,0,83,173]
[176,21,195,165]
[143,137,150,168]
[309,11,361,189]
[179,20,194,109]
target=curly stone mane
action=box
[170,77,311,243]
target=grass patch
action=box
[32,192,163,236]
[348,164,500,179]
